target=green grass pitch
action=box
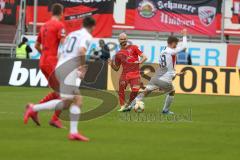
[0,86,240,160]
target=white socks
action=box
[33,99,63,112]
[69,105,81,134]
[33,100,81,134]
[136,93,145,101]
[162,95,174,112]
[128,93,145,109]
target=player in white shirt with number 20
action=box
[24,17,96,142]
[126,29,188,114]
[57,23,93,98]
[56,17,95,141]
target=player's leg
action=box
[162,90,175,115]
[125,81,157,111]
[39,64,60,103]
[118,78,128,111]
[127,78,140,106]
[39,92,60,104]
[48,68,64,127]
[135,76,160,102]
[68,95,89,141]
[38,90,62,127]
[63,69,89,141]
[41,61,63,128]
[157,81,175,114]
[24,99,70,125]
[56,65,88,141]
[124,89,153,112]
[69,95,81,134]
[40,63,63,127]
[39,91,62,127]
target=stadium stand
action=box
[0,24,17,43]
[0,24,17,58]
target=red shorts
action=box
[119,77,140,92]
[40,60,59,90]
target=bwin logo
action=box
[9,61,48,87]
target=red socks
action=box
[39,92,62,121]
[39,92,60,104]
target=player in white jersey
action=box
[56,23,93,99]
[23,17,96,141]
[125,29,188,114]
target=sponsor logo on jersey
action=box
[198,6,216,26]
[138,0,157,18]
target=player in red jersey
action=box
[109,33,147,111]
[31,3,66,128]
[24,17,96,141]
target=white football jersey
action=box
[155,36,187,83]
[56,28,92,97]
[57,28,92,67]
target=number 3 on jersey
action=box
[160,54,167,68]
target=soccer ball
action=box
[134,101,145,113]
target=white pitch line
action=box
[0,112,19,115]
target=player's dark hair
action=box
[83,16,96,28]
[51,3,64,16]
[167,36,179,44]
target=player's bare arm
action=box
[172,71,187,80]
[108,59,120,71]
[174,29,188,53]
[59,29,66,44]
[78,47,88,79]
[35,42,42,54]
[181,28,187,36]
[169,28,188,55]
[138,53,148,64]
[60,35,66,44]
[175,71,186,77]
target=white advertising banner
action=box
[24,35,227,67]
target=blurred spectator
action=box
[90,39,110,61]
[225,35,230,43]
[176,49,192,65]
[16,37,32,59]
[232,0,240,24]
[0,0,5,22]
[238,9,240,23]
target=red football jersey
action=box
[115,45,143,80]
[37,19,66,64]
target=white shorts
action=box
[55,68,81,99]
[146,76,174,93]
